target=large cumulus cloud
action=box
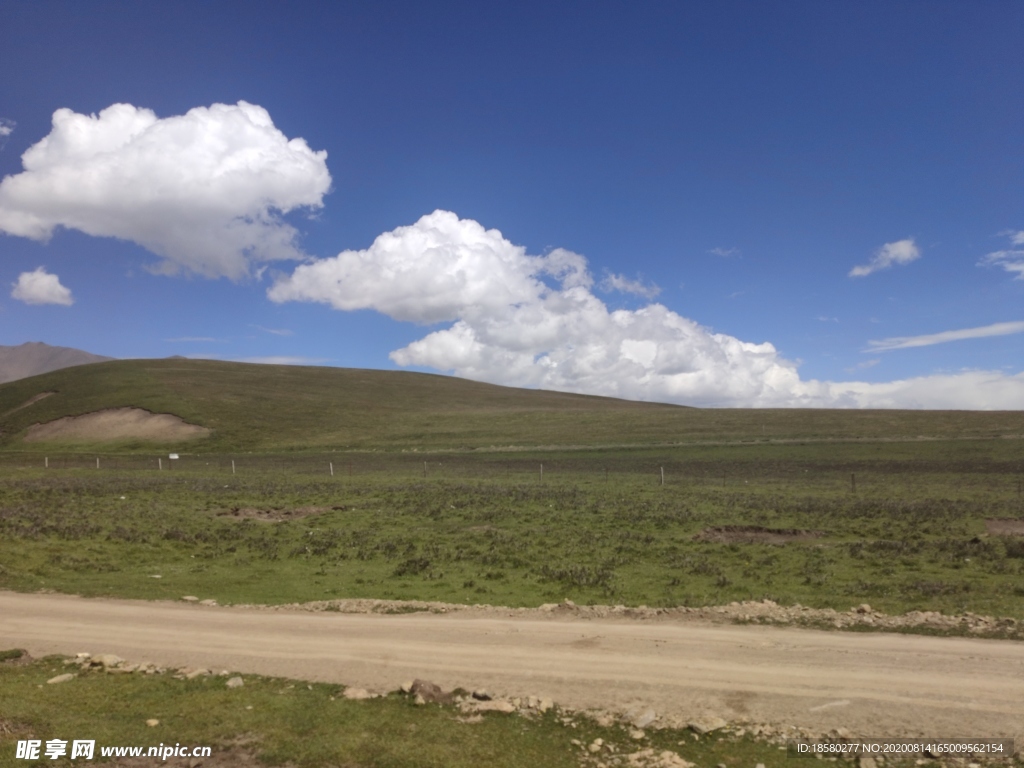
[270,211,1024,409]
[0,102,330,279]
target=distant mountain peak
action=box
[0,342,114,384]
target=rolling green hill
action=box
[1,358,1022,452]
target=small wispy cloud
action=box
[979,230,1024,279]
[166,336,217,343]
[849,238,920,278]
[845,358,880,373]
[816,316,839,323]
[709,247,739,258]
[250,324,294,336]
[599,272,661,299]
[0,118,13,149]
[866,320,1024,352]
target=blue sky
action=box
[1,0,1022,407]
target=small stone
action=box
[632,709,657,729]
[226,677,244,688]
[182,596,199,602]
[146,719,159,727]
[689,716,728,734]
[410,679,451,704]
[185,668,210,679]
[343,687,372,700]
[414,693,426,705]
[47,673,75,684]
[92,653,124,668]
[471,689,491,701]
[199,599,218,606]
[859,758,877,768]
[400,680,414,694]
[630,728,646,740]
[471,699,516,713]
[539,698,554,712]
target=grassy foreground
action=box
[0,651,788,768]
[2,438,1023,618]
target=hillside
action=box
[1,358,1023,452]
[0,341,114,384]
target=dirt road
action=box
[2,592,1022,741]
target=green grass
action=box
[0,653,793,768]
[3,358,1024,452]
[2,439,1023,618]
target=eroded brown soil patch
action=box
[217,506,340,522]
[24,407,209,443]
[693,525,823,544]
[986,518,1024,536]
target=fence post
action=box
[44,457,48,469]
[540,463,544,482]
[661,466,665,486]
[330,462,334,477]
[231,460,236,475]
[158,458,162,471]
[96,457,100,469]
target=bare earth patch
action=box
[986,518,1024,536]
[692,525,823,544]
[24,407,209,443]
[217,506,336,522]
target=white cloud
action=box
[980,231,1024,279]
[599,271,661,299]
[866,321,1024,352]
[0,118,13,149]
[270,211,1024,409]
[0,102,330,280]
[11,267,74,306]
[269,210,590,324]
[849,238,920,278]
[709,247,739,258]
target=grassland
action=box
[3,359,1024,452]
[2,437,1022,618]
[4,361,1024,766]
